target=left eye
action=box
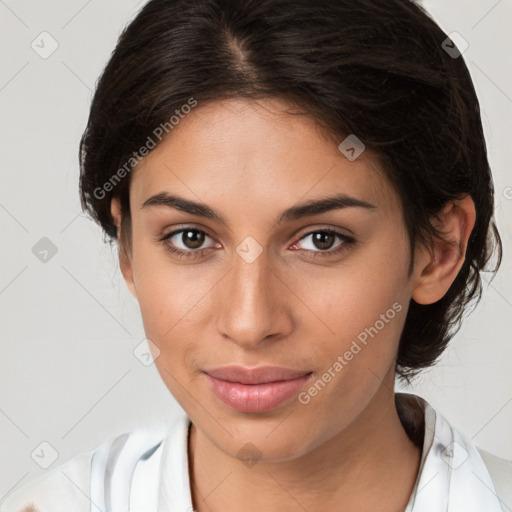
[295,229,351,252]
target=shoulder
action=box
[0,451,92,512]
[0,426,169,512]
[476,447,512,511]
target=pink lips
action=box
[204,366,313,413]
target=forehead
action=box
[130,98,399,216]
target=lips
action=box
[203,365,313,413]
[204,365,311,384]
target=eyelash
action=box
[158,227,355,261]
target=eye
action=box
[159,228,218,260]
[292,229,355,259]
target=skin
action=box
[111,97,476,512]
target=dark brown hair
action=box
[79,0,502,381]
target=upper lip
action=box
[204,365,312,384]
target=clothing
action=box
[1,393,510,512]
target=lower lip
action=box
[204,372,313,413]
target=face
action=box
[114,97,418,462]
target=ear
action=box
[411,195,476,305]
[110,197,138,301]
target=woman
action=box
[2,0,510,510]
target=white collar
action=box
[398,393,503,511]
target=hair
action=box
[79,0,502,382]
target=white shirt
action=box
[1,393,510,512]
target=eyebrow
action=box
[141,192,376,224]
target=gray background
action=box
[0,0,511,499]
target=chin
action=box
[203,415,316,464]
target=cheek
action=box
[130,243,221,391]
[131,250,204,405]
[130,242,189,344]
[290,238,410,399]
[296,274,406,388]
[291,267,408,439]
[135,268,203,347]
[300,238,409,339]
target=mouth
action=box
[203,365,314,413]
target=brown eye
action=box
[180,229,206,249]
[159,228,217,260]
[310,231,337,250]
[293,229,356,259]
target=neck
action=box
[188,379,421,512]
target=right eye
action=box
[160,228,219,259]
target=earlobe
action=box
[110,197,138,301]
[411,195,476,305]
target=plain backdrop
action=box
[0,0,511,499]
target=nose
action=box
[215,246,293,349]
